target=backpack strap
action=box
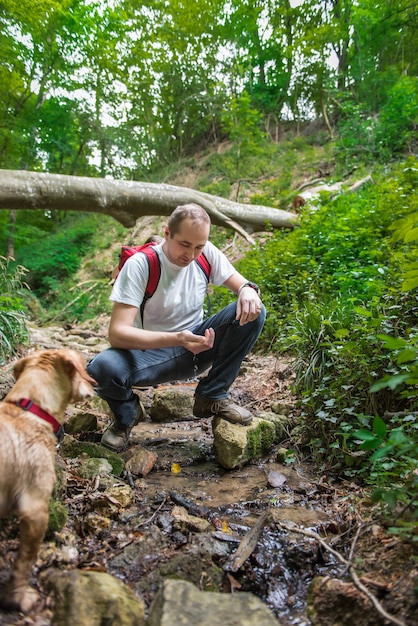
[195,252,211,281]
[139,246,161,324]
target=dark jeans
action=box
[86,302,266,428]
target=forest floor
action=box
[0,319,416,626]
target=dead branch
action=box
[225,511,269,572]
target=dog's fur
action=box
[0,348,96,612]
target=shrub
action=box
[15,215,100,301]
[0,256,30,364]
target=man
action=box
[87,203,266,451]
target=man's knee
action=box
[86,350,118,384]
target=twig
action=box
[275,522,407,626]
[135,496,167,528]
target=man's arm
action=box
[108,302,215,353]
[223,271,263,326]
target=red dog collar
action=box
[12,398,64,442]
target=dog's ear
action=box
[59,349,97,401]
[13,355,34,381]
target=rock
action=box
[90,483,135,516]
[59,436,125,475]
[276,447,290,463]
[48,570,145,626]
[148,579,283,626]
[105,483,135,508]
[270,401,294,416]
[257,411,290,441]
[83,512,112,533]
[171,505,212,533]
[212,416,276,469]
[64,411,98,435]
[150,389,194,422]
[78,457,113,479]
[267,469,287,487]
[307,576,382,626]
[124,445,158,476]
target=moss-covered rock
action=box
[212,416,276,469]
[64,412,98,435]
[150,389,194,422]
[47,499,68,536]
[59,436,124,475]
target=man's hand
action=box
[236,287,263,326]
[179,328,215,354]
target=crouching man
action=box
[87,203,266,451]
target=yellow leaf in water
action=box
[221,520,232,533]
[171,463,182,474]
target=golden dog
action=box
[0,348,96,612]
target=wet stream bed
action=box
[80,416,356,625]
[0,331,416,625]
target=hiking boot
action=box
[101,424,130,451]
[193,395,253,426]
[101,402,145,452]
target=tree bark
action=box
[0,169,298,241]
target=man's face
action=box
[163,218,210,266]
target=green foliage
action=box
[336,77,418,168]
[352,411,418,538]
[376,76,418,159]
[18,213,126,323]
[15,214,102,302]
[223,160,418,517]
[0,256,30,364]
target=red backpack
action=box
[115,242,211,322]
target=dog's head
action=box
[13,348,97,403]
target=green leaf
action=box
[354,306,372,317]
[361,437,382,450]
[370,445,394,460]
[404,227,418,243]
[397,348,418,364]
[402,276,418,291]
[370,373,409,392]
[376,335,408,349]
[382,490,398,509]
[373,415,387,438]
[334,328,349,339]
[353,429,377,441]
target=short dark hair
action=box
[167,204,211,236]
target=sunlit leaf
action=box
[221,520,232,533]
[376,335,408,349]
[171,463,182,474]
[397,348,418,364]
[334,328,349,338]
[354,306,372,317]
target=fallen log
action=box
[0,169,298,242]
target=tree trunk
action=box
[0,169,298,241]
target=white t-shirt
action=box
[110,241,235,331]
